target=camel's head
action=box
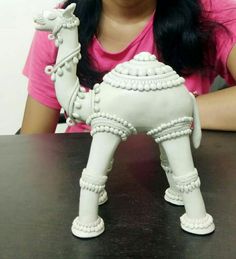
[34,3,77,32]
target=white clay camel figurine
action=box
[34,3,215,238]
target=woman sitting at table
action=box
[20,0,236,134]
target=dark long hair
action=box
[64,0,224,88]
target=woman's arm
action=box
[197,86,236,131]
[20,95,60,134]
[196,45,236,131]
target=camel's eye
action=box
[45,11,57,20]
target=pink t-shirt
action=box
[23,0,236,133]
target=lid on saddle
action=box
[103,52,185,91]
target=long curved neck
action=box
[57,28,79,64]
[56,27,80,87]
[48,25,92,122]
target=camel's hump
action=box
[103,52,185,92]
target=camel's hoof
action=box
[99,189,108,205]
[164,187,184,206]
[71,216,105,238]
[180,213,215,235]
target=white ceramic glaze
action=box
[34,3,215,238]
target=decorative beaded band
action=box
[45,45,81,81]
[92,83,101,113]
[72,216,104,234]
[48,15,80,47]
[90,119,133,141]
[103,71,184,92]
[165,188,183,203]
[173,169,201,193]
[180,213,214,230]
[79,169,107,194]
[147,117,193,143]
[80,179,105,193]
[87,113,137,141]
[70,83,90,122]
[48,15,80,42]
[68,78,82,120]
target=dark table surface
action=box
[0,131,235,259]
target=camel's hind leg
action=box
[159,145,184,206]
[161,135,215,235]
[71,132,121,238]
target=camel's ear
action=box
[63,3,76,18]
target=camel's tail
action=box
[190,93,202,148]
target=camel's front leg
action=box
[71,132,121,238]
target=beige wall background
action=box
[0,0,61,135]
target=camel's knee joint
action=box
[80,169,108,194]
[173,169,200,193]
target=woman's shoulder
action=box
[201,0,235,9]
[201,0,236,86]
[29,30,58,65]
[33,30,57,50]
[201,0,236,17]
